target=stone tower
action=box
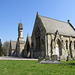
[16,23,25,57]
[18,23,24,41]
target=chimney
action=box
[68,20,70,24]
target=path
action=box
[0,56,38,60]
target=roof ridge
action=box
[68,22,75,31]
[38,15,68,24]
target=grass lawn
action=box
[0,60,75,75]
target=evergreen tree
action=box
[0,40,3,56]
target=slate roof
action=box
[10,41,16,49]
[38,15,75,37]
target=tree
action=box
[0,40,3,56]
[3,41,9,56]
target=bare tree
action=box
[3,41,9,56]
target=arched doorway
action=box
[56,39,62,58]
[69,41,72,58]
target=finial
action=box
[37,12,38,15]
[20,19,21,23]
[56,30,58,32]
[27,33,29,37]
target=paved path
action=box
[0,56,38,60]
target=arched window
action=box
[70,41,72,58]
[66,40,68,49]
[74,41,75,49]
[35,27,40,50]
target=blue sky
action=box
[0,0,75,43]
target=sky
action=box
[0,0,75,43]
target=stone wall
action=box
[31,14,75,60]
[47,33,75,60]
[31,15,46,58]
[17,42,25,57]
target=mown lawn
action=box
[0,60,75,75]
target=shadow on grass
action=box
[69,63,75,66]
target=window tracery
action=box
[35,27,40,49]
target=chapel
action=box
[9,13,75,60]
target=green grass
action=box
[0,60,75,75]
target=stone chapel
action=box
[9,13,75,60]
[9,23,25,57]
